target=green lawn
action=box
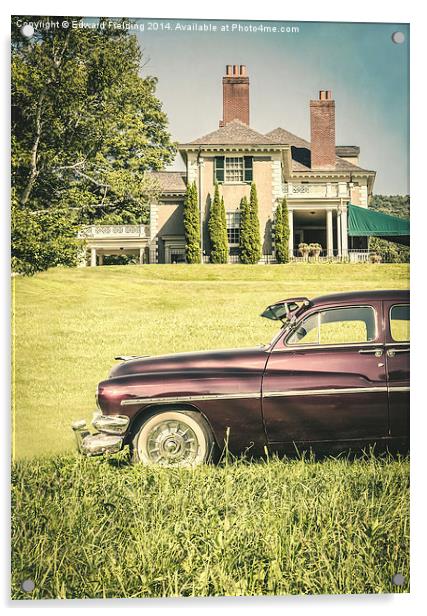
[13,263,409,459]
[11,263,410,598]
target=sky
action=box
[129,19,409,195]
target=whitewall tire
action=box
[130,409,215,467]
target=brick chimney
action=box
[310,90,336,169]
[219,64,249,127]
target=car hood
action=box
[109,346,270,378]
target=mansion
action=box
[80,64,376,265]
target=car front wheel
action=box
[130,409,216,467]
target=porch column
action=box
[326,209,334,257]
[288,209,294,259]
[98,253,104,266]
[341,205,348,257]
[139,247,144,264]
[90,247,97,267]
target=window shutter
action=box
[214,156,225,183]
[244,156,253,183]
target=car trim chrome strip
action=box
[272,342,382,353]
[120,392,261,406]
[272,342,411,353]
[265,386,410,397]
[120,386,409,406]
[264,387,388,398]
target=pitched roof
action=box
[266,127,311,169]
[179,123,373,173]
[150,171,187,193]
[266,127,310,149]
[182,119,283,146]
[266,127,370,172]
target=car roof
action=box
[310,290,409,308]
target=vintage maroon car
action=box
[72,290,409,466]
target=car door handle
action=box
[387,348,410,357]
[358,348,383,357]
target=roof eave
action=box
[178,144,289,151]
[159,190,187,197]
[367,170,376,194]
[291,169,376,177]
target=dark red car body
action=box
[94,290,410,456]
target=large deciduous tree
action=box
[11,202,81,275]
[11,16,176,273]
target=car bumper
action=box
[71,411,130,457]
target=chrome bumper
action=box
[71,412,130,457]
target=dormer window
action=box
[214,156,253,184]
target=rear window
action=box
[390,304,410,342]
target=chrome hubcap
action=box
[146,420,199,466]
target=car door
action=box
[262,302,389,452]
[384,300,410,448]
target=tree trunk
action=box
[19,30,71,207]
[19,91,45,207]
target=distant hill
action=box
[370,195,410,219]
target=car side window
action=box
[390,304,410,342]
[286,306,376,346]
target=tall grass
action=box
[11,452,409,599]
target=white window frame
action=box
[225,156,244,183]
[226,211,241,246]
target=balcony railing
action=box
[78,224,149,239]
[283,183,348,199]
[290,249,373,262]
[199,250,394,264]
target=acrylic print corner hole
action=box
[392,31,405,44]
[21,579,35,593]
[20,24,34,38]
[392,573,405,587]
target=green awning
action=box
[348,204,410,245]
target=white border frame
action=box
[2,2,424,615]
